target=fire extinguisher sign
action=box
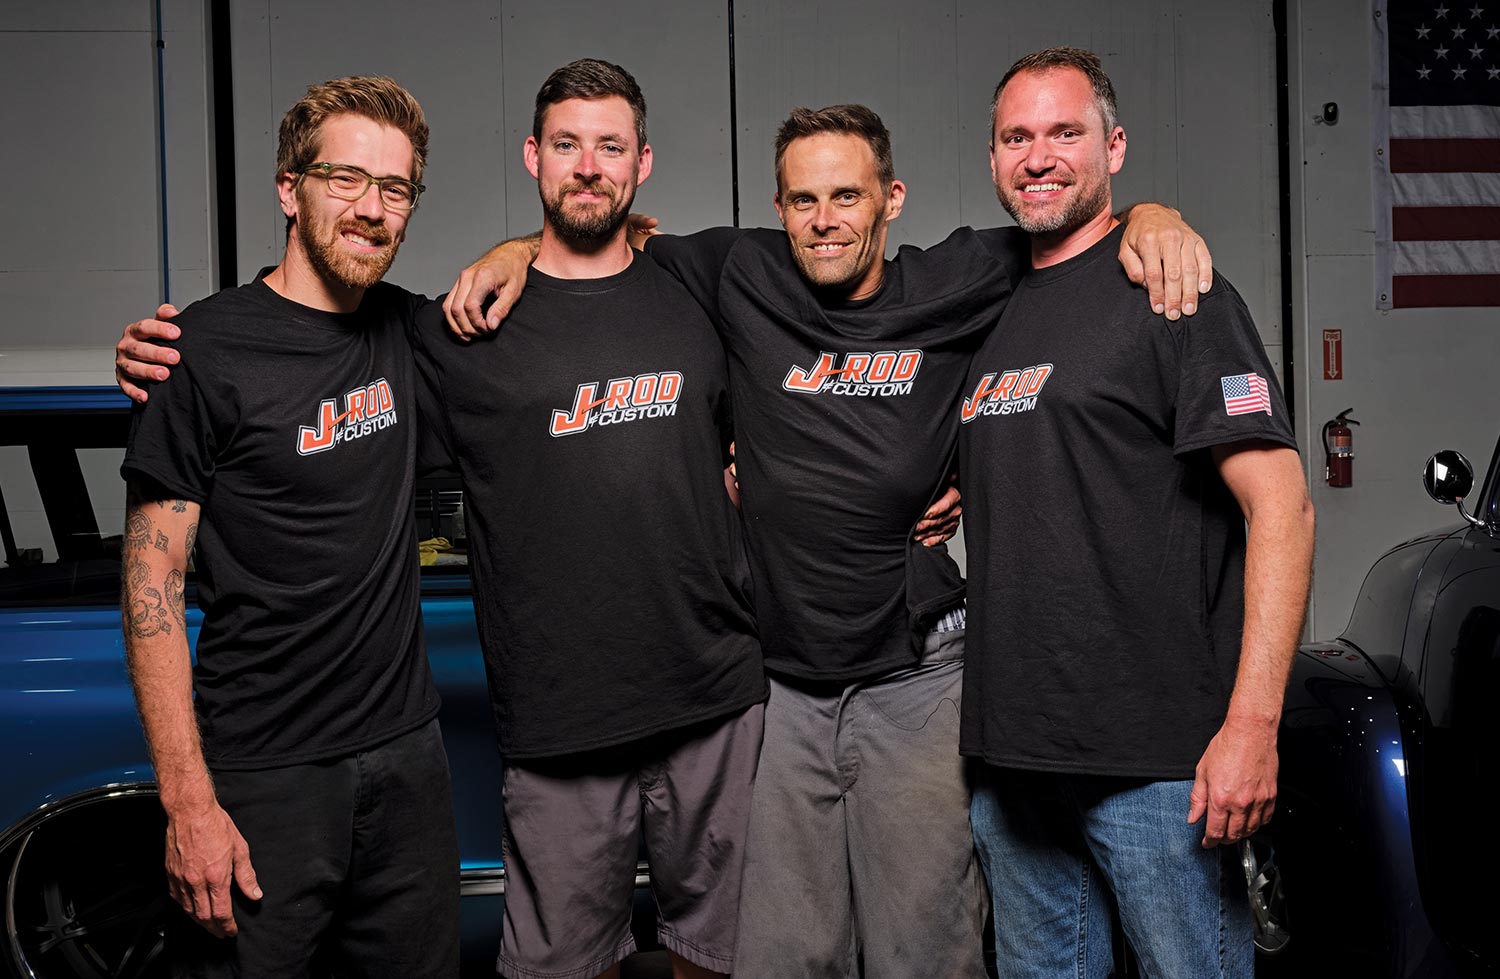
[1323,329,1343,381]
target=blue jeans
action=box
[970,766,1251,979]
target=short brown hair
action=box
[533,59,648,148]
[989,47,1119,139]
[774,104,895,194]
[276,75,429,183]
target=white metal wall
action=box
[0,0,212,385]
[226,0,734,296]
[0,1,1278,371]
[8,1,1474,639]
[1289,1,1499,636]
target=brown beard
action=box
[295,189,401,290]
[540,180,634,244]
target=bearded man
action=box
[119,76,459,978]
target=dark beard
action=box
[541,183,634,244]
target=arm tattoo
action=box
[165,569,186,631]
[121,496,183,639]
[125,511,151,550]
[185,522,197,562]
[123,547,173,639]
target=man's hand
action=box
[164,798,262,937]
[1118,204,1213,321]
[116,304,182,403]
[1190,442,1310,848]
[914,477,962,547]
[1187,713,1278,847]
[443,236,541,339]
[627,212,660,251]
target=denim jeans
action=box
[970,766,1252,979]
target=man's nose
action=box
[353,182,387,221]
[1024,141,1055,174]
[811,201,839,232]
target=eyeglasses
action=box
[298,162,424,211]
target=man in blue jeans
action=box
[957,47,1315,979]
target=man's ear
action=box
[1107,126,1126,175]
[772,190,786,226]
[636,143,653,185]
[884,179,907,222]
[277,172,298,219]
[523,136,541,180]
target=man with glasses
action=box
[117,62,776,979]
[119,76,458,977]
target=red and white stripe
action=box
[1386,104,1500,307]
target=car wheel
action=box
[1240,834,1290,957]
[4,800,168,979]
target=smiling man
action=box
[116,61,769,979]
[442,95,1217,975]
[408,60,766,979]
[118,77,457,977]
[959,48,1314,979]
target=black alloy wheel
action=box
[4,801,168,979]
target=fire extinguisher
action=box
[1323,409,1359,487]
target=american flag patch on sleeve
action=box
[1221,373,1272,417]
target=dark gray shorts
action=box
[734,630,989,979]
[496,703,764,979]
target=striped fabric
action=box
[1373,0,1500,308]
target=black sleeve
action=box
[119,327,217,504]
[973,226,1030,284]
[408,299,458,476]
[1171,275,1298,457]
[643,227,745,324]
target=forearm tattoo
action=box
[122,497,190,640]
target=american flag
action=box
[1221,373,1273,417]
[1374,0,1500,308]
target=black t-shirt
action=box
[121,275,439,771]
[410,253,764,759]
[646,227,1025,682]
[957,226,1298,778]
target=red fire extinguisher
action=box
[1323,409,1359,487]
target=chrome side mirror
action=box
[1423,450,1484,528]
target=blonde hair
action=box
[276,75,429,183]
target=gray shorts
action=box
[496,703,764,979]
[734,629,989,979]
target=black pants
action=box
[168,718,460,978]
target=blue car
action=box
[1246,436,1500,978]
[0,386,657,978]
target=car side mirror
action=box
[1423,450,1484,528]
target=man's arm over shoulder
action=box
[1114,203,1214,320]
[122,479,261,937]
[444,233,542,338]
[642,225,747,321]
